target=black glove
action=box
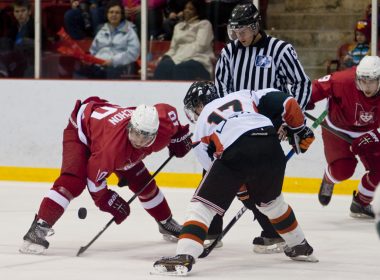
[285,125,315,154]
[236,185,254,210]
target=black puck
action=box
[78,207,87,219]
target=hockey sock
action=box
[139,188,171,221]
[356,174,377,205]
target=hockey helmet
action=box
[128,104,159,148]
[227,3,260,40]
[183,81,219,123]
[356,56,380,97]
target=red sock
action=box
[37,197,65,226]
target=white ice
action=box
[1,181,379,280]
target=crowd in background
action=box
[0,0,376,80]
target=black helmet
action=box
[228,3,260,29]
[183,81,219,123]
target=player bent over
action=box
[308,56,380,217]
[20,97,192,255]
[153,82,318,276]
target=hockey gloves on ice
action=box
[286,125,315,154]
[351,129,380,157]
[98,190,130,224]
[168,124,192,158]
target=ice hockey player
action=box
[152,81,318,276]
[308,56,380,218]
[19,97,192,254]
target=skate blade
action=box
[162,234,179,243]
[150,264,189,276]
[19,240,46,255]
[203,240,223,249]
[290,253,319,263]
[253,242,285,254]
[349,212,374,219]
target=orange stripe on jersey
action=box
[282,98,305,128]
[179,233,204,244]
[201,133,224,157]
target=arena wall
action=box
[0,79,363,194]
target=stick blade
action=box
[76,246,86,257]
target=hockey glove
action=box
[236,184,254,210]
[286,125,315,154]
[351,129,380,156]
[168,124,192,158]
[98,190,130,224]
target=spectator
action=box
[153,0,214,81]
[123,0,166,39]
[341,20,370,69]
[159,0,187,40]
[75,0,140,79]
[0,0,44,78]
[64,0,109,40]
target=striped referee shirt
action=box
[215,31,311,109]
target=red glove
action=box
[351,129,380,156]
[168,124,192,158]
[97,190,130,224]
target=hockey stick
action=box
[76,155,174,256]
[304,112,352,144]
[199,110,328,258]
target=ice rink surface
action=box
[1,181,379,280]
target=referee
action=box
[209,2,312,254]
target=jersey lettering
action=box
[168,111,179,126]
[91,106,118,120]
[207,100,243,133]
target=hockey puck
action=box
[78,207,87,219]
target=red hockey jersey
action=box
[311,67,380,138]
[76,98,183,190]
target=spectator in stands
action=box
[64,0,109,40]
[123,0,166,39]
[153,0,214,81]
[75,0,140,79]
[0,0,43,78]
[159,0,187,40]
[342,19,370,69]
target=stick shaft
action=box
[76,155,174,257]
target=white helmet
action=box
[128,105,159,148]
[356,56,380,97]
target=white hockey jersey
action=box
[193,89,273,170]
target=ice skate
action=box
[19,215,54,255]
[203,234,223,249]
[350,191,374,219]
[152,254,195,276]
[318,178,335,206]
[157,215,182,242]
[252,236,285,254]
[284,239,318,262]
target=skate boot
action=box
[153,254,195,276]
[284,239,318,262]
[204,233,223,249]
[350,191,374,219]
[252,234,285,254]
[19,215,54,255]
[318,177,335,206]
[157,215,182,242]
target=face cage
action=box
[184,104,198,124]
[355,76,380,97]
[227,23,258,41]
[127,124,157,148]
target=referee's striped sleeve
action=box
[215,46,232,97]
[280,45,312,110]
